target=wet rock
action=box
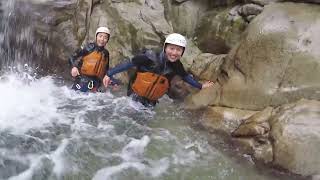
[184,53,226,108]
[232,123,268,137]
[232,137,273,163]
[198,106,257,135]
[181,39,202,70]
[270,99,320,176]
[232,106,273,137]
[216,2,320,110]
[244,14,257,22]
[189,53,226,81]
[194,7,247,54]
[232,137,256,153]
[184,83,221,109]
[229,5,241,16]
[163,0,208,37]
[237,3,263,17]
[252,138,273,163]
[231,107,274,163]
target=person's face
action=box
[96,32,109,47]
[164,44,184,62]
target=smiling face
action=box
[96,32,109,47]
[164,44,184,62]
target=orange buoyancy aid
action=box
[131,72,169,101]
[80,51,108,80]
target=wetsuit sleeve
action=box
[105,62,135,85]
[107,54,153,77]
[173,61,202,89]
[68,43,94,67]
[107,61,135,77]
[183,74,202,89]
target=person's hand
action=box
[202,81,215,89]
[103,75,111,88]
[71,67,80,77]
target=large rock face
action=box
[218,2,320,110]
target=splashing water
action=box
[0,72,304,180]
[0,73,64,133]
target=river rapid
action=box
[0,72,305,180]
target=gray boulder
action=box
[270,99,320,176]
[217,2,320,110]
[194,7,247,54]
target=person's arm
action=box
[107,61,135,77]
[103,61,135,87]
[183,74,202,89]
[172,61,202,89]
[183,74,215,89]
[103,54,152,87]
[107,54,152,76]
[173,61,215,89]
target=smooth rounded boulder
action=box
[218,2,320,110]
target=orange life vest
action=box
[80,51,108,80]
[131,72,169,101]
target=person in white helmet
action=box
[69,26,114,92]
[104,33,214,106]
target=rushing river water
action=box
[0,72,305,180]
[0,0,309,179]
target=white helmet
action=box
[95,26,111,37]
[164,33,187,48]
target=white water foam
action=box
[92,135,170,179]
[0,73,67,134]
[121,135,150,161]
[92,162,146,180]
[50,139,70,177]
